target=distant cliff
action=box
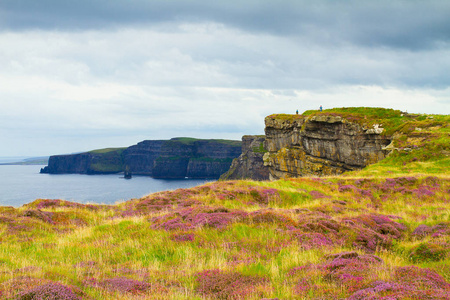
[40,138,241,179]
[40,149,125,175]
[123,138,242,178]
[219,135,270,181]
[263,111,392,180]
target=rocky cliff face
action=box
[122,140,165,176]
[219,135,270,181]
[264,114,392,180]
[41,138,241,179]
[40,150,124,175]
[127,139,242,179]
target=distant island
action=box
[0,156,49,165]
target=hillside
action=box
[1,108,449,299]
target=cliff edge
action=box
[262,107,449,179]
[264,112,391,179]
[40,138,241,179]
[219,135,270,181]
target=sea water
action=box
[0,165,211,207]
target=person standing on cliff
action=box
[320,105,323,112]
[296,110,298,114]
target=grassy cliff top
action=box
[269,107,450,177]
[269,107,448,135]
[88,147,126,154]
[85,138,241,154]
[170,137,241,147]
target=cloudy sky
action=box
[1,0,449,157]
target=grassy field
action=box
[1,108,449,299]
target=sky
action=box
[1,0,449,157]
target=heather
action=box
[0,174,448,299]
[2,106,450,299]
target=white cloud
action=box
[0,20,449,156]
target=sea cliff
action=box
[219,135,270,180]
[4,107,450,299]
[40,138,241,179]
[263,112,392,179]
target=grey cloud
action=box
[1,0,450,51]
[2,24,450,90]
[1,1,449,156]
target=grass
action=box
[170,137,242,147]
[0,175,449,299]
[271,107,449,137]
[269,107,450,178]
[1,108,449,299]
[86,148,125,173]
[252,142,267,154]
[88,148,126,154]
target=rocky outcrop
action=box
[41,138,241,179]
[264,114,392,180]
[219,135,270,181]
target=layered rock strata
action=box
[40,138,241,179]
[40,150,124,175]
[264,114,392,180]
[219,135,270,181]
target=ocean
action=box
[0,165,211,207]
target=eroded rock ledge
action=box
[219,135,270,181]
[263,114,392,180]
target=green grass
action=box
[269,107,449,177]
[1,175,449,299]
[170,137,242,147]
[1,108,449,299]
[88,148,126,154]
[190,157,234,163]
[252,142,267,153]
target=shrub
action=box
[309,190,330,199]
[322,252,384,294]
[294,232,334,249]
[343,214,407,252]
[393,266,450,290]
[170,232,195,242]
[15,283,81,300]
[412,224,433,237]
[86,277,152,294]
[195,269,266,299]
[250,210,296,228]
[152,207,248,231]
[22,209,54,224]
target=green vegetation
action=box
[270,107,450,177]
[88,149,125,173]
[1,108,449,299]
[88,148,126,154]
[171,137,241,147]
[252,142,267,154]
[190,157,234,163]
[1,174,449,299]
